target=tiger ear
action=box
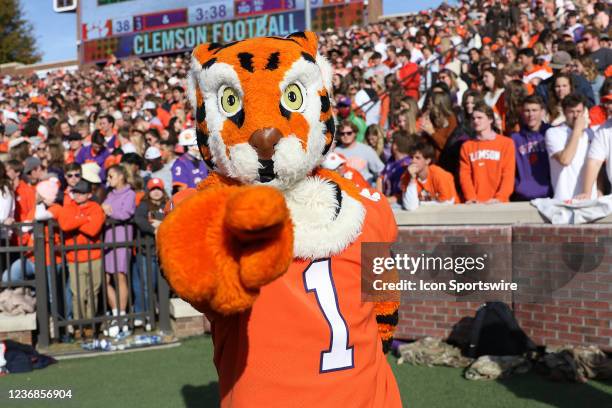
[192,42,222,66]
[287,31,318,57]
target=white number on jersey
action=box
[303,259,354,372]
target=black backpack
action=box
[466,302,536,358]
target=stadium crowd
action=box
[0,0,610,339]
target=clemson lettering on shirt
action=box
[469,149,501,161]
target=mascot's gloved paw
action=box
[225,186,294,289]
[158,185,293,315]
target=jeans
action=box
[1,259,73,319]
[132,254,159,314]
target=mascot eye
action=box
[220,87,242,115]
[281,83,304,111]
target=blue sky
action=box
[22,0,445,63]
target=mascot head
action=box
[187,31,335,190]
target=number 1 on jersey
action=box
[304,259,354,373]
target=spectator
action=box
[578,92,612,199]
[460,102,516,203]
[171,129,208,192]
[535,51,596,108]
[98,114,119,150]
[397,50,421,100]
[132,177,168,329]
[0,161,14,229]
[547,73,575,126]
[64,132,83,165]
[582,27,612,74]
[545,94,596,200]
[52,179,105,333]
[420,92,458,160]
[101,164,136,337]
[510,95,552,201]
[6,159,35,222]
[402,141,459,210]
[335,120,384,186]
[144,146,173,196]
[482,68,505,111]
[63,163,81,208]
[379,131,416,205]
[335,96,367,142]
[364,124,390,163]
[75,130,110,172]
[355,73,382,126]
[518,47,553,87]
[571,56,606,106]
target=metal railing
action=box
[0,220,171,348]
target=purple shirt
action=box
[75,145,110,169]
[382,156,411,197]
[510,124,552,201]
[171,153,208,188]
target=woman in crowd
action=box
[101,164,136,336]
[573,56,605,106]
[419,91,457,160]
[365,124,390,163]
[547,73,575,127]
[132,177,169,329]
[482,68,505,110]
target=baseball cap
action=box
[81,162,102,184]
[72,179,92,194]
[549,51,572,69]
[5,122,19,137]
[144,146,162,160]
[146,177,165,191]
[24,156,42,174]
[321,152,346,170]
[143,101,156,110]
[178,128,197,146]
[36,178,60,203]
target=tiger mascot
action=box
[157,31,402,407]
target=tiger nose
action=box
[248,128,283,160]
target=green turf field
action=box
[1,335,611,407]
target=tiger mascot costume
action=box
[157,31,402,407]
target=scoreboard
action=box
[79,0,365,63]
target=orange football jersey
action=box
[209,190,402,408]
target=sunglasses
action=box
[66,173,81,179]
[339,131,354,136]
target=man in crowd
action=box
[402,141,459,210]
[582,27,612,74]
[545,94,596,200]
[51,180,105,333]
[510,95,552,201]
[98,114,119,150]
[578,92,612,199]
[460,102,516,203]
[334,121,384,187]
[171,129,208,192]
[145,146,173,196]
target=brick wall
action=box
[0,330,32,345]
[171,315,211,338]
[396,224,612,351]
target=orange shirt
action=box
[52,201,105,262]
[211,191,402,408]
[14,180,35,222]
[459,135,516,202]
[401,164,459,203]
[339,165,369,189]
